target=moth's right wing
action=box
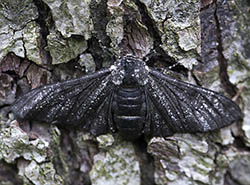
[144,67,243,137]
[11,68,115,136]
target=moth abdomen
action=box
[112,86,146,139]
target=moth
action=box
[11,55,243,139]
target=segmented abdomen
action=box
[112,86,146,139]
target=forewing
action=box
[145,68,243,137]
[11,69,115,131]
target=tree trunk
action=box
[0,0,249,185]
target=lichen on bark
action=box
[0,121,49,164]
[46,31,87,64]
[42,0,93,39]
[141,0,200,68]
[90,136,140,185]
[0,0,38,61]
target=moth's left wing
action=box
[145,68,243,137]
[11,68,115,136]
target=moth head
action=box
[110,55,149,86]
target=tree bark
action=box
[0,0,249,185]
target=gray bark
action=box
[0,0,249,185]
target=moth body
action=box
[112,86,146,140]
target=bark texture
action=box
[0,0,249,185]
